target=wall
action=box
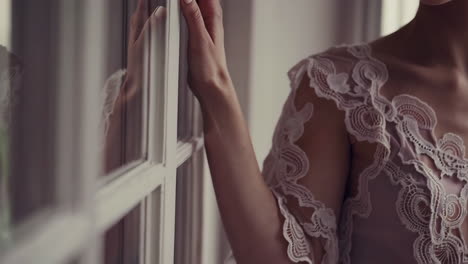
[381,0,419,35]
[248,0,344,165]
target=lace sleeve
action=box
[261,55,355,264]
[225,52,354,264]
[101,69,126,136]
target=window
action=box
[0,0,207,263]
[381,0,419,36]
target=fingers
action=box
[129,0,150,44]
[136,0,148,13]
[135,7,167,45]
[198,0,224,45]
[180,0,211,44]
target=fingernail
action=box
[184,0,193,4]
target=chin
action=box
[420,0,452,5]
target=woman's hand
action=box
[180,0,234,107]
[179,2,297,263]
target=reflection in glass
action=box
[104,204,141,264]
[102,0,167,177]
[0,0,168,245]
[177,17,193,141]
[175,160,192,264]
[1,0,56,242]
[174,157,203,264]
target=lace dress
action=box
[225,43,468,264]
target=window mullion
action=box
[157,0,181,263]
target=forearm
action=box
[199,84,291,264]
[178,0,295,261]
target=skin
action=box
[178,0,468,263]
[371,0,468,143]
[372,1,468,244]
[179,1,291,263]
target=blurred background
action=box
[0,1,418,263]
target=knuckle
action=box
[210,12,223,23]
[213,8,223,20]
[206,8,223,21]
[188,6,203,22]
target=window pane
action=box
[104,204,141,264]
[177,17,202,142]
[103,0,167,176]
[177,77,194,141]
[177,18,193,141]
[175,157,203,264]
[1,0,58,241]
[147,187,161,263]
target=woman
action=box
[180,0,467,263]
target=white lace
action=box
[226,43,468,264]
[101,69,126,136]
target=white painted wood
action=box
[148,0,169,165]
[139,199,147,264]
[174,151,205,264]
[75,0,108,262]
[96,163,165,232]
[0,213,91,264]
[144,188,162,264]
[176,137,204,167]
[55,0,82,211]
[158,0,181,263]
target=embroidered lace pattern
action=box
[226,43,468,264]
[101,69,126,136]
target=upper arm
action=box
[264,62,352,263]
[294,74,351,219]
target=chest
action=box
[383,70,468,144]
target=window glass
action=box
[104,204,141,264]
[177,78,194,141]
[177,18,193,141]
[174,157,203,264]
[177,18,202,142]
[1,0,59,241]
[148,187,162,263]
[103,0,167,177]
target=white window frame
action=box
[0,0,208,263]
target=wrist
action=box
[197,82,244,136]
[197,75,237,114]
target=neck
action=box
[398,1,468,70]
